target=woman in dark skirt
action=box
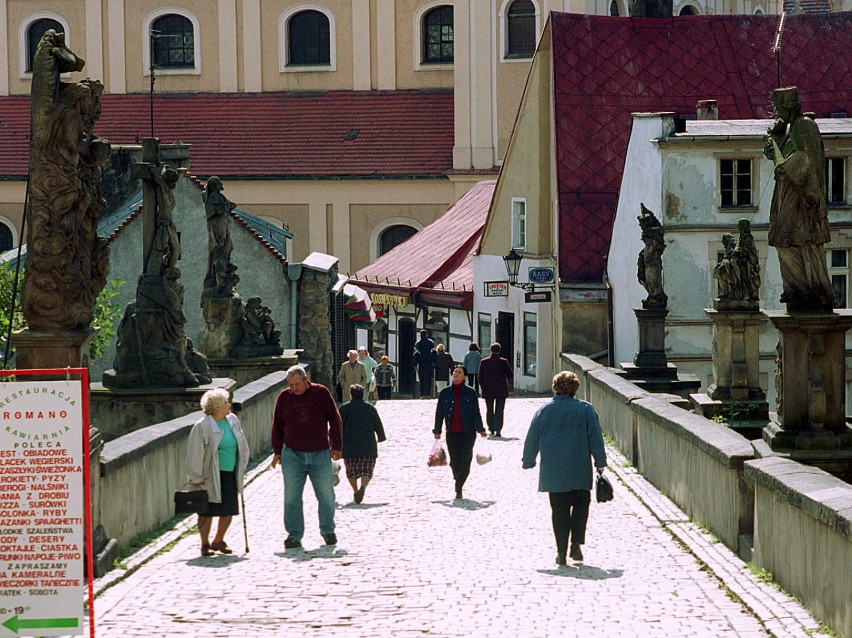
[186,388,250,556]
[339,384,386,504]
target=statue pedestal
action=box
[620,308,700,399]
[759,310,852,480]
[207,350,300,387]
[90,378,236,441]
[633,308,669,369]
[12,327,95,371]
[690,306,768,429]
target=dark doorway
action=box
[398,319,416,395]
[496,312,515,371]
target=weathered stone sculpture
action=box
[103,139,210,388]
[764,86,833,312]
[23,30,110,330]
[636,203,667,309]
[714,219,760,309]
[198,177,283,358]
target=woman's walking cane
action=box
[240,491,249,553]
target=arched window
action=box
[151,14,195,68]
[289,10,331,65]
[380,225,417,256]
[610,0,621,15]
[423,6,453,64]
[507,1,536,58]
[679,5,698,14]
[0,224,12,252]
[27,18,63,72]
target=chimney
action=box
[696,99,718,121]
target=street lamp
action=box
[503,249,556,292]
[503,248,524,288]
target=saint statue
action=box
[203,176,236,291]
[764,86,833,311]
[636,203,667,309]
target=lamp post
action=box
[503,249,555,292]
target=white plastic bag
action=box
[475,437,493,465]
[332,459,342,486]
[427,439,448,467]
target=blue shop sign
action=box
[528,267,554,284]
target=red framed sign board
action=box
[0,368,95,638]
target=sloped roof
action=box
[351,180,495,309]
[0,90,454,179]
[550,11,852,283]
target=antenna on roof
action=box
[771,12,786,89]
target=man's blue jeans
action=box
[280,447,336,540]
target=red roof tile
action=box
[351,180,495,308]
[550,12,852,283]
[0,90,454,179]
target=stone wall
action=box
[562,353,852,638]
[746,458,852,638]
[98,371,286,545]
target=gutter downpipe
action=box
[287,263,303,347]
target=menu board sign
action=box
[0,380,85,637]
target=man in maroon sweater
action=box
[271,365,343,548]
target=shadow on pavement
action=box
[185,555,249,567]
[434,499,495,510]
[537,566,623,580]
[275,547,350,562]
[339,502,389,509]
[488,436,520,442]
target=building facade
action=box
[608,113,852,410]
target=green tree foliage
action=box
[0,261,125,364]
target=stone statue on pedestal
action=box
[636,203,667,309]
[764,86,833,312]
[714,218,760,309]
[23,30,110,331]
[103,140,210,388]
[197,177,283,359]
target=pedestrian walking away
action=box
[433,366,486,500]
[271,365,343,548]
[357,346,379,400]
[522,371,607,566]
[186,388,250,557]
[414,329,436,398]
[373,355,396,400]
[463,342,482,396]
[338,349,368,404]
[433,343,454,393]
[478,342,514,436]
[339,384,387,504]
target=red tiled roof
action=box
[550,12,852,283]
[351,180,495,309]
[0,90,454,179]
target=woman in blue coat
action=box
[522,371,607,565]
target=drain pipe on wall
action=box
[287,263,303,348]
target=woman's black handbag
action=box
[174,484,209,515]
[595,473,614,503]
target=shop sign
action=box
[484,281,509,297]
[370,293,408,308]
[373,303,385,318]
[525,291,552,303]
[528,267,555,284]
[0,379,89,636]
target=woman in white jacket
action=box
[186,388,250,556]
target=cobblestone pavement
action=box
[80,398,822,637]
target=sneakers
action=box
[322,533,337,546]
[569,543,583,562]
[284,537,302,549]
[556,552,567,566]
